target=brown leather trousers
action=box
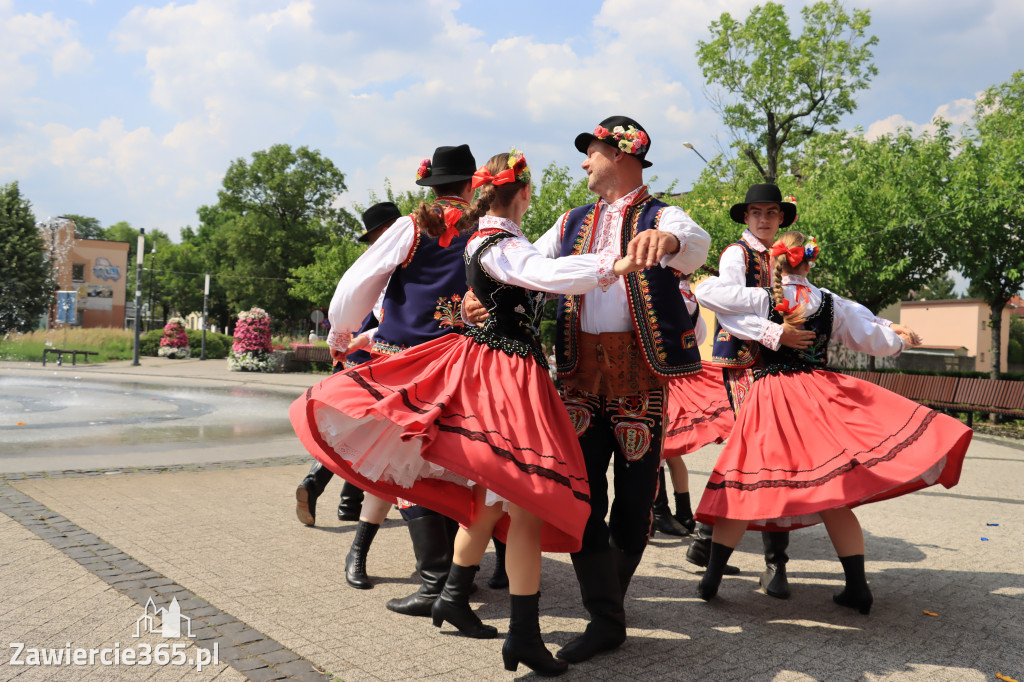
[560,331,667,398]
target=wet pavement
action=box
[0,358,1021,681]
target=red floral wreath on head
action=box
[416,158,431,181]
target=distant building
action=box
[40,218,130,329]
[900,298,1012,374]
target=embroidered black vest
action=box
[710,240,772,369]
[754,290,834,381]
[461,232,548,368]
[554,195,701,379]
[372,200,470,355]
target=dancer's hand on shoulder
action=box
[780,322,815,349]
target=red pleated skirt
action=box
[289,332,590,553]
[694,370,972,532]
[662,362,734,458]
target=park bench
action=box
[42,348,99,367]
[291,344,333,363]
[838,370,1024,426]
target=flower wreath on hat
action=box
[593,124,650,156]
[416,158,431,181]
[471,147,531,189]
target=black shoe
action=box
[834,554,872,614]
[673,492,696,536]
[488,538,509,589]
[686,524,740,575]
[653,510,689,536]
[696,542,735,602]
[761,531,791,599]
[386,514,452,617]
[503,593,568,677]
[345,521,379,590]
[431,564,497,638]
[557,549,626,663]
[337,481,363,521]
[295,478,320,526]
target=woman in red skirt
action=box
[291,150,640,676]
[692,230,972,613]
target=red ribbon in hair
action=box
[438,207,463,247]
[774,299,797,313]
[471,166,516,189]
[769,241,805,268]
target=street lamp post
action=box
[146,245,157,332]
[201,272,209,361]
[131,229,145,366]
[683,142,710,165]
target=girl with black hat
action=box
[692,230,971,612]
[291,149,642,676]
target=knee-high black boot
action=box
[337,481,364,522]
[673,492,696,535]
[761,531,791,599]
[386,514,451,616]
[295,461,333,526]
[613,544,644,596]
[502,593,568,677]
[557,549,626,663]
[431,563,497,638]
[686,523,740,575]
[834,554,872,614]
[652,467,688,536]
[488,538,509,589]
[345,521,379,589]
[696,542,735,601]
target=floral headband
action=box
[769,236,820,268]
[471,147,531,189]
[593,124,649,156]
[416,158,431,181]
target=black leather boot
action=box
[431,563,497,638]
[697,542,735,601]
[686,523,740,575]
[761,531,791,599]
[673,492,696,535]
[345,521,379,589]
[488,538,509,589]
[337,481,364,522]
[295,462,333,526]
[834,554,872,615]
[503,593,568,677]
[613,544,644,596]
[557,549,626,663]
[386,514,452,616]
[652,467,688,536]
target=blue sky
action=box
[2,0,1022,241]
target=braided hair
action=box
[770,230,810,325]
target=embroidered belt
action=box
[561,331,666,398]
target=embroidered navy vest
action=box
[754,290,834,380]
[710,240,772,369]
[462,232,548,368]
[345,311,378,367]
[555,196,701,378]
[372,201,470,354]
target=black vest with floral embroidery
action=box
[710,240,772,369]
[754,290,834,381]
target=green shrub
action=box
[185,330,232,359]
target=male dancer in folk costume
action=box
[690,184,919,598]
[295,201,402,529]
[533,116,711,662]
[317,145,496,605]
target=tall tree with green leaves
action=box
[697,0,878,183]
[951,70,1024,379]
[0,182,55,334]
[520,161,593,241]
[62,214,104,239]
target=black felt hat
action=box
[729,184,797,227]
[574,115,653,168]
[358,201,402,243]
[415,144,476,186]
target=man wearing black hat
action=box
[319,144,503,612]
[295,200,403,529]
[688,183,811,599]
[537,116,711,662]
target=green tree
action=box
[951,71,1024,379]
[62,214,104,239]
[0,182,55,334]
[697,1,878,183]
[520,161,593,242]
[917,272,959,300]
